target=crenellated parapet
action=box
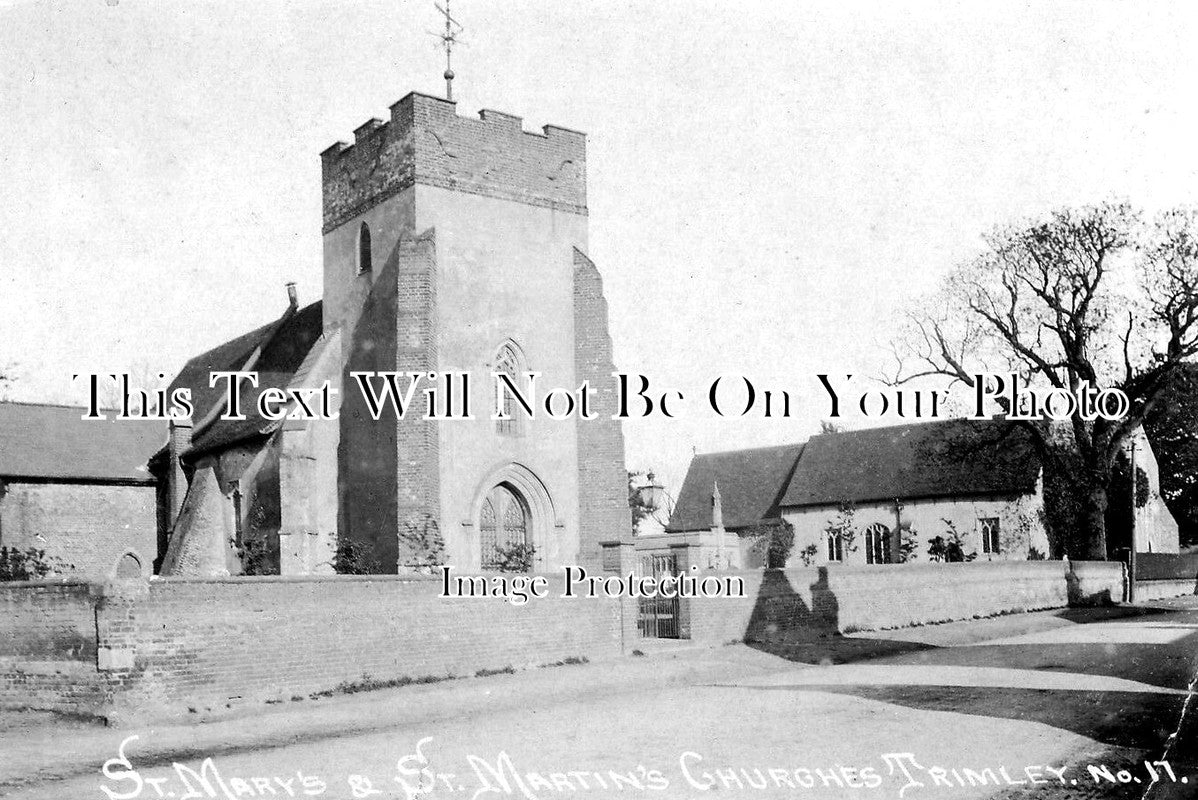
[321,91,587,233]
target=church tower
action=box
[320,91,630,572]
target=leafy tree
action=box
[1144,365,1198,546]
[890,203,1198,559]
[627,470,656,533]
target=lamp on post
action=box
[632,471,675,536]
[639,472,668,515]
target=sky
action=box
[1,0,1197,492]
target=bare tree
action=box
[889,202,1198,559]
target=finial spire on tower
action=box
[432,1,464,101]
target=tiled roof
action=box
[170,301,325,457]
[665,419,1042,532]
[167,320,279,430]
[666,442,805,532]
[0,402,165,482]
[780,418,1040,508]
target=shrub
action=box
[896,522,920,563]
[399,513,446,571]
[927,521,976,563]
[0,547,70,581]
[234,536,275,576]
[491,542,537,573]
[333,538,380,575]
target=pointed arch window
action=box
[494,341,527,436]
[865,523,892,565]
[826,530,844,563]
[357,222,372,274]
[480,484,530,569]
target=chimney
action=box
[286,282,298,309]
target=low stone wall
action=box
[1137,578,1198,601]
[1067,560,1126,606]
[687,561,1115,645]
[1,574,630,724]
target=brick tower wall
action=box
[322,92,587,235]
[323,91,591,572]
[394,231,442,569]
[573,248,633,568]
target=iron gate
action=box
[638,553,680,638]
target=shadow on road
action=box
[739,682,1183,752]
[736,568,1198,759]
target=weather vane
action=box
[431,1,464,101]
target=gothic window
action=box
[480,484,529,569]
[980,517,1000,554]
[864,523,891,564]
[479,495,498,562]
[494,341,526,436]
[826,530,844,563]
[357,222,372,274]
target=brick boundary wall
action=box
[1,574,626,724]
[0,561,1140,723]
[685,561,1126,646]
[0,581,109,715]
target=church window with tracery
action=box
[494,342,525,436]
[480,484,529,569]
[864,523,892,564]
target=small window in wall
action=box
[357,222,372,274]
[865,523,892,564]
[980,517,1000,555]
[494,341,527,437]
[826,531,844,563]
[114,552,142,579]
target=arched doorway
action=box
[479,483,531,570]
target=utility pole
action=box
[1128,439,1138,603]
